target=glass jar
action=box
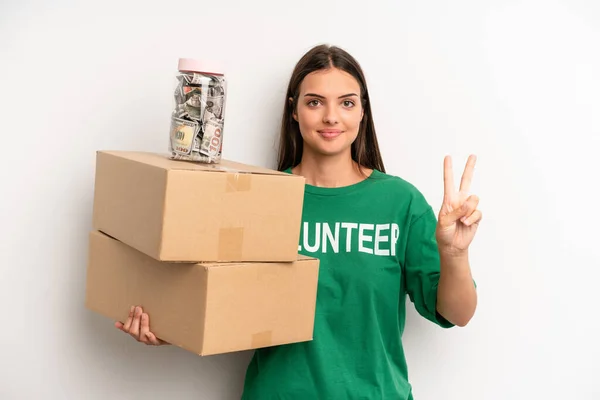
[169,58,226,163]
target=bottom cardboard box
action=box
[85,230,320,356]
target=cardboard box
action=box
[92,151,305,262]
[85,230,320,356]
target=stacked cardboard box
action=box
[85,151,319,356]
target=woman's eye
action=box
[343,100,355,107]
[307,100,320,107]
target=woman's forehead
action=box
[300,68,361,95]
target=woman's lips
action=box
[317,129,343,139]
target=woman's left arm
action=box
[437,251,477,327]
[434,155,482,327]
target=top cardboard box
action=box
[92,151,305,262]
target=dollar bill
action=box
[203,94,224,120]
[173,79,185,105]
[170,152,213,163]
[179,86,203,121]
[193,134,202,152]
[175,104,188,119]
[169,117,200,156]
[200,118,224,158]
[190,72,212,85]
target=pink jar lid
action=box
[178,58,224,76]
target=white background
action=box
[1,0,598,399]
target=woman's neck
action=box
[292,151,371,188]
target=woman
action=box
[117,44,481,399]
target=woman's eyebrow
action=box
[304,93,359,99]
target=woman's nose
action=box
[322,105,339,124]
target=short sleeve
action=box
[403,206,455,328]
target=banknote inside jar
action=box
[169,71,225,163]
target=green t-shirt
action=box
[241,169,454,400]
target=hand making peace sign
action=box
[435,155,482,256]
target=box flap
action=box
[97,151,297,177]
[199,255,319,269]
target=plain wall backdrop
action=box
[0,0,598,399]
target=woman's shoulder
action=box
[369,170,432,213]
[371,169,423,195]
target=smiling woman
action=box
[277,45,385,185]
[240,44,481,399]
[116,44,482,400]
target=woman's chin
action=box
[309,143,352,158]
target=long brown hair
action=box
[276,44,386,173]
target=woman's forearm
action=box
[436,251,477,327]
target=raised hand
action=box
[435,155,482,256]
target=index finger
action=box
[122,306,134,332]
[459,155,477,192]
[443,155,454,198]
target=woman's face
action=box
[293,67,364,158]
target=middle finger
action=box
[129,306,142,340]
[459,155,477,193]
[139,313,151,344]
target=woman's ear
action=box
[289,97,298,121]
